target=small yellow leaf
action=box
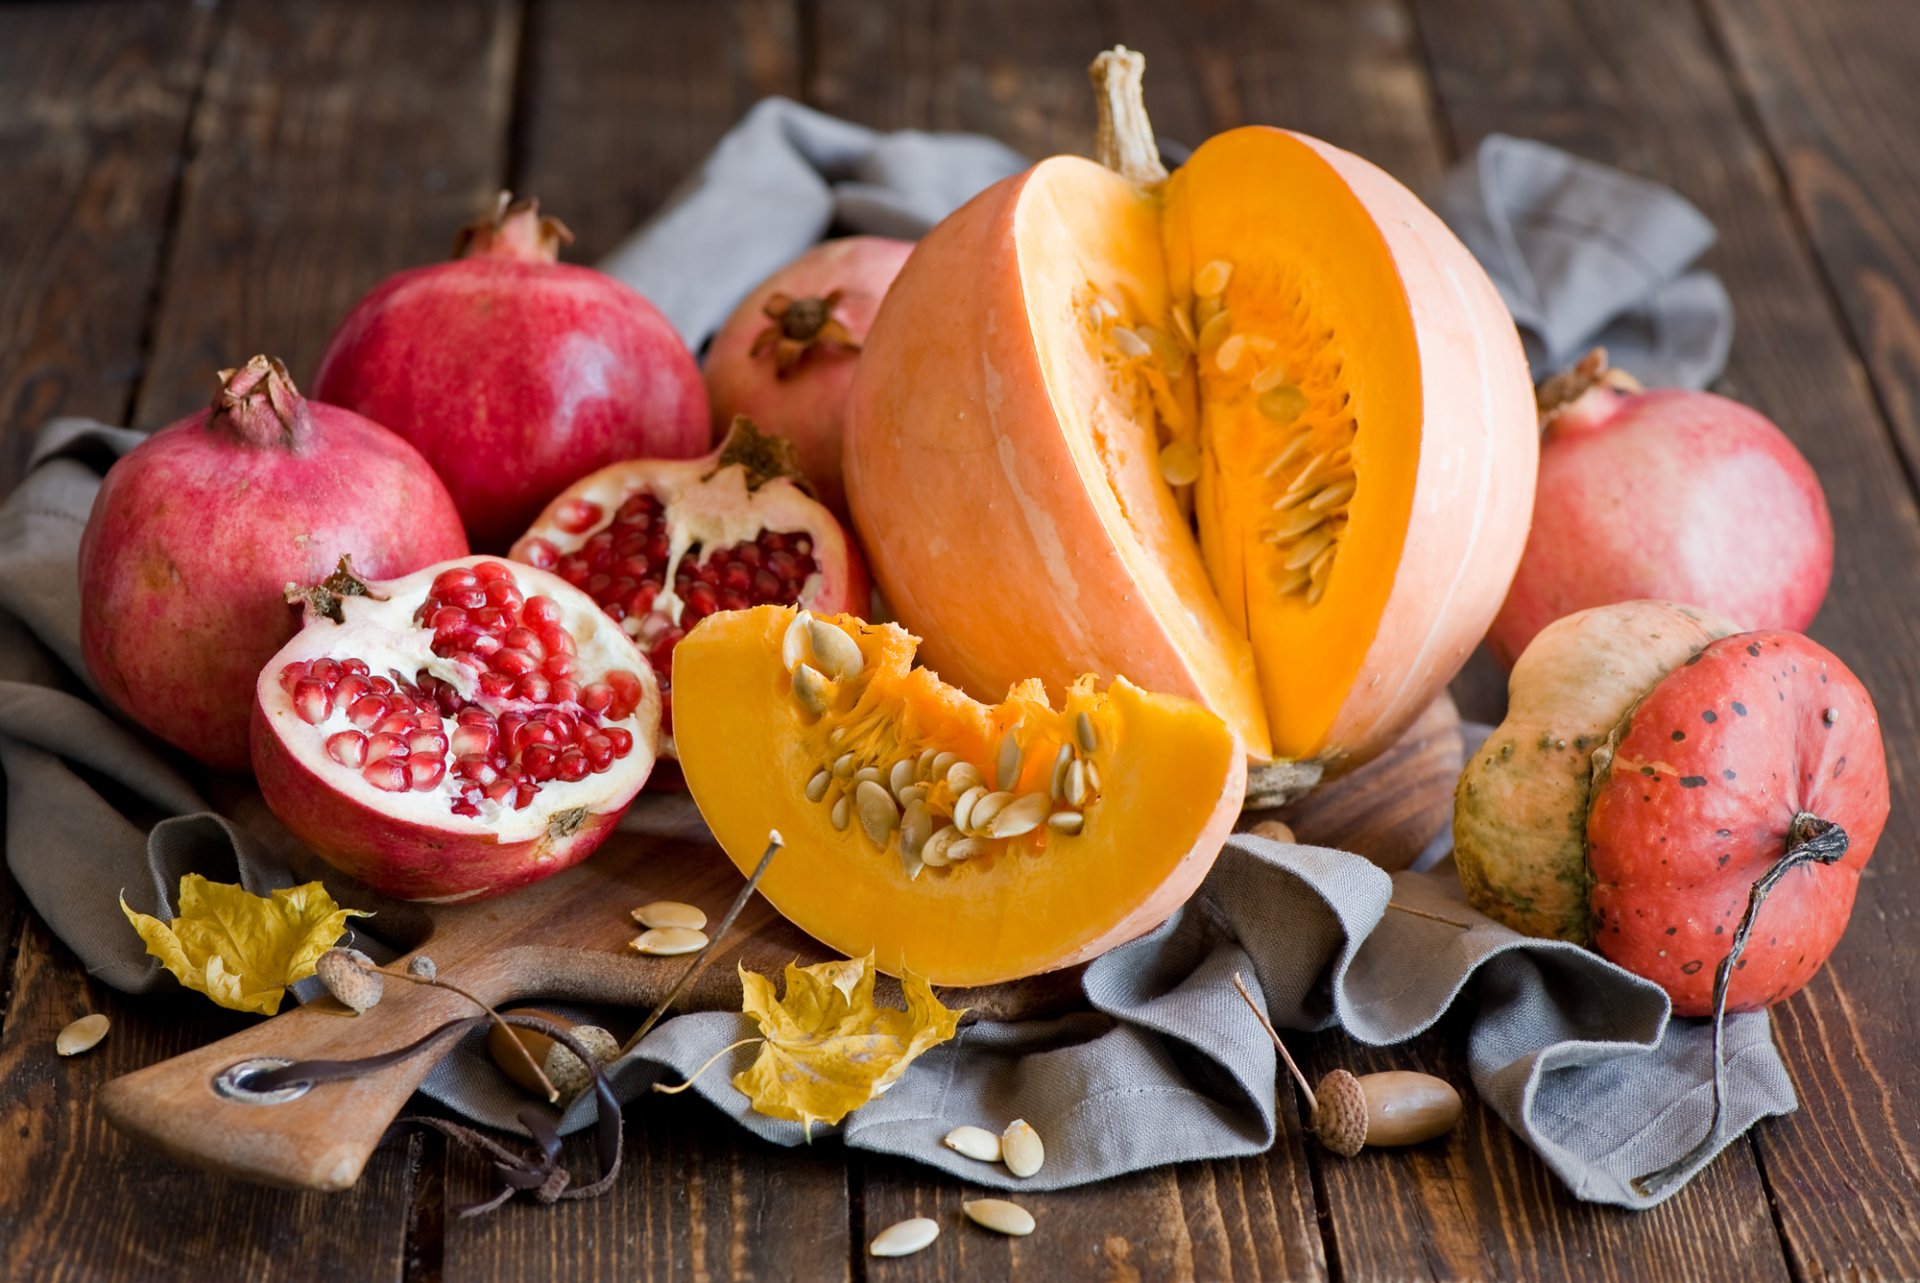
[733,952,962,1138]
[120,875,370,1016]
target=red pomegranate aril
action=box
[294,679,332,725]
[327,731,369,768]
[478,671,515,698]
[363,758,409,792]
[475,561,512,583]
[605,727,633,755]
[455,754,496,785]
[495,648,539,677]
[370,676,395,694]
[581,683,613,713]
[551,677,581,705]
[543,653,574,681]
[408,756,447,791]
[451,723,495,756]
[516,674,551,702]
[346,695,387,729]
[522,538,560,569]
[366,732,409,763]
[309,658,343,685]
[584,733,614,770]
[524,743,559,781]
[557,749,590,783]
[555,499,604,534]
[606,670,644,720]
[409,728,449,756]
[515,781,537,810]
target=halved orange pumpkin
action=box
[671,605,1244,985]
[844,48,1536,776]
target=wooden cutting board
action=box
[99,695,1462,1192]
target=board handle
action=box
[99,959,494,1191]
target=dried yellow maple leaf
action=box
[733,953,962,1137]
[120,874,370,1016]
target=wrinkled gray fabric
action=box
[1432,132,1732,388]
[3,123,1777,1209]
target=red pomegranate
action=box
[313,194,710,551]
[702,236,913,515]
[79,357,467,772]
[1488,350,1833,667]
[510,419,868,740]
[1587,630,1887,1015]
[252,556,661,902]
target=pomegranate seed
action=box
[501,625,542,656]
[550,677,581,705]
[493,648,539,678]
[372,713,413,737]
[542,652,574,680]
[555,499,604,534]
[451,798,482,818]
[524,596,563,628]
[523,743,559,781]
[579,682,613,713]
[343,657,370,676]
[545,711,577,743]
[366,732,409,763]
[370,676,395,694]
[310,657,344,685]
[478,671,515,698]
[623,585,657,618]
[583,733,614,770]
[408,756,446,791]
[606,727,634,755]
[750,569,783,602]
[684,585,718,618]
[294,679,332,725]
[448,588,488,612]
[474,560,513,582]
[334,673,372,706]
[409,728,449,757]
[362,759,409,792]
[719,589,749,611]
[454,753,496,785]
[557,749,590,783]
[484,578,522,610]
[431,607,468,633]
[606,670,644,720]
[451,724,495,756]
[433,567,480,592]
[515,781,537,809]
[469,634,503,658]
[326,731,368,767]
[522,538,561,569]
[484,775,517,804]
[515,674,551,702]
[347,695,387,729]
[279,662,308,694]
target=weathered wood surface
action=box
[4,0,1919,1278]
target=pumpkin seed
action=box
[946,837,987,863]
[916,747,940,779]
[807,617,864,679]
[853,765,883,786]
[831,795,851,831]
[791,663,832,715]
[1194,257,1234,298]
[1215,333,1248,374]
[832,752,856,779]
[1263,431,1314,477]
[632,926,707,956]
[631,900,707,931]
[970,790,1015,832]
[1197,309,1232,350]
[56,1013,109,1057]
[805,769,831,803]
[1140,324,1184,367]
[1047,810,1085,835]
[889,758,917,798]
[1084,759,1102,792]
[1268,507,1325,543]
[1158,441,1202,487]
[1309,543,1338,582]
[1283,527,1335,571]
[1001,1119,1046,1177]
[1281,450,1330,501]
[1169,303,1197,350]
[946,760,984,792]
[1111,326,1152,360]
[897,783,929,807]
[1089,293,1119,324]
[1250,362,1290,393]
[1049,743,1073,800]
[856,780,900,846]
[951,785,985,833]
[870,1217,939,1257]
[996,727,1024,790]
[1064,760,1089,808]
[1259,384,1309,425]
[1195,294,1225,330]
[780,610,811,670]
[1307,576,1330,606]
[943,1124,1002,1162]
[964,1198,1037,1237]
[988,792,1052,839]
[900,798,933,857]
[1308,477,1356,512]
[921,826,958,868]
[1273,565,1311,595]
[1075,711,1098,754]
[931,751,961,779]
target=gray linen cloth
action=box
[2,112,1770,1209]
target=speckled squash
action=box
[1454,600,1738,941]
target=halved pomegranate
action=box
[510,419,868,739]
[251,556,661,902]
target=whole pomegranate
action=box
[253,556,661,901]
[313,193,710,550]
[511,418,868,742]
[79,356,467,771]
[702,236,912,515]
[1488,350,1833,667]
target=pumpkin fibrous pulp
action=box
[671,605,1244,986]
[844,48,1536,775]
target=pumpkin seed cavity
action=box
[782,615,1105,876]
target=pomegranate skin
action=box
[703,236,912,515]
[314,196,710,551]
[78,358,468,772]
[1489,379,1832,667]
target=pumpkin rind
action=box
[1587,631,1887,1014]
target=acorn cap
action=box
[1313,1068,1369,1157]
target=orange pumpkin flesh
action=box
[845,49,1535,771]
[671,605,1244,985]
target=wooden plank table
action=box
[3,1,1916,1278]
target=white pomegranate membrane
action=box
[518,485,821,721]
[265,559,656,834]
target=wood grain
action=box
[1416,0,1920,1278]
[129,0,522,428]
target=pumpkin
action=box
[842,47,1536,778]
[1454,599,1740,942]
[1456,601,1888,1016]
[670,604,1244,985]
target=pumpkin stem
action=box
[1632,812,1848,1198]
[1088,46,1169,189]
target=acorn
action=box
[488,1007,621,1102]
[315,947,382,1014]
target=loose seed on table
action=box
[631,900,706,931]
[1001,1119,1046,1177]
[943,1124,1003,1162]
[870,1217,940,1258]
[631,926,707,956]
[964,1198,1037,1237]
[56,1013,109,1057]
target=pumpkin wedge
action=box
[672,605,1244,985]
[844,48,1535,777]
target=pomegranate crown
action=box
[1536,347,1645,434]
[710,416,807,493]
[454,191,575,264]
[211,355,310,447]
